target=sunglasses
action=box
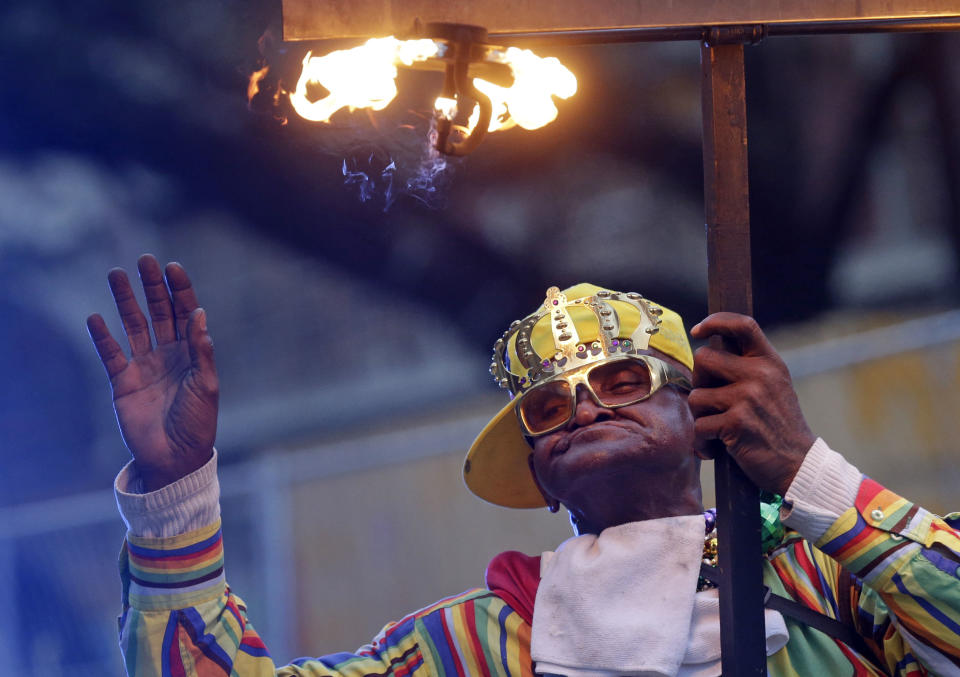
[515,354,693,437]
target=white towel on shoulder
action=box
[532,515,704,677]
[531,515,789,677]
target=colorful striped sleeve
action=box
[118,520,534,677]
[813,477,960,674]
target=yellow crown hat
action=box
[464,283,693,508]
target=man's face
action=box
[526,349,701,526]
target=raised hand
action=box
[689,313,815,496]
[87,255,218,491]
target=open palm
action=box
[87,255,218,491]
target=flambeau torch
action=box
[265,1,960,674]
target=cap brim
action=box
[463,399,547,509]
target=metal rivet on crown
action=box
[556,322,568,329]
[499,378,510,388]
[599,309,612,317]
[510,320,521,329]
[495,338,504,348]
[559,333,572,341]
[602,324,614,331]
[627,292,641,299]
[596,290,610,297]
[646,327,660,334]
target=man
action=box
[90,255,960,676]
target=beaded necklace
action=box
[696,495,784,592]
[697,509,719,592]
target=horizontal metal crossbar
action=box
[282,0,960,41]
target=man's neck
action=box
[570,490,704,536]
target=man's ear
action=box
[527,453,560,513]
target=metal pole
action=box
[700,39,766,674]
[494,16,960,47]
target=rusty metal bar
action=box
[282,0,960,41]
[700,39,765,674]
[495,17,960,46]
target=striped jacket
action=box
[119,476,960,676]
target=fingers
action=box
[689,380,736,459]
[164,262,200,340]
[691,315,788,389]
[693,441,719,460]
[138,254,177,345]
[693,411,733,446]
[690,312,776,358]
[186,308,217,389]
[86,313,128,378]
[107,268,153,357]
[688,381,739,418]
[692,344,763,388]
[688,382,744,452]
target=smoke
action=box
[336,116,459,211]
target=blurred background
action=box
[1,1,960,674]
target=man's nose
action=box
[572,384,614,426]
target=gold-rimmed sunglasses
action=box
[515,354,693,437]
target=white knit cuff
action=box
[114,451,221,538]
[781,438,863,542]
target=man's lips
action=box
[551,420,643,456]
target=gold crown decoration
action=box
[489,285,671,398]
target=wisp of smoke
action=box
[332,115,459,211]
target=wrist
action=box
[137,448,215,492]
[116,450,220,538]
[780,438,862,541]
[774,431,816,495]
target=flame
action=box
[286,38,577,146]
[434,96,458,121]
[289,38,439,123]
[247,65,270,103]
[470,48,578,133]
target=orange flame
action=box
[247,65,270,103]
[468,48,578,133]
[289,38,439,122]
[286,38,577,141]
